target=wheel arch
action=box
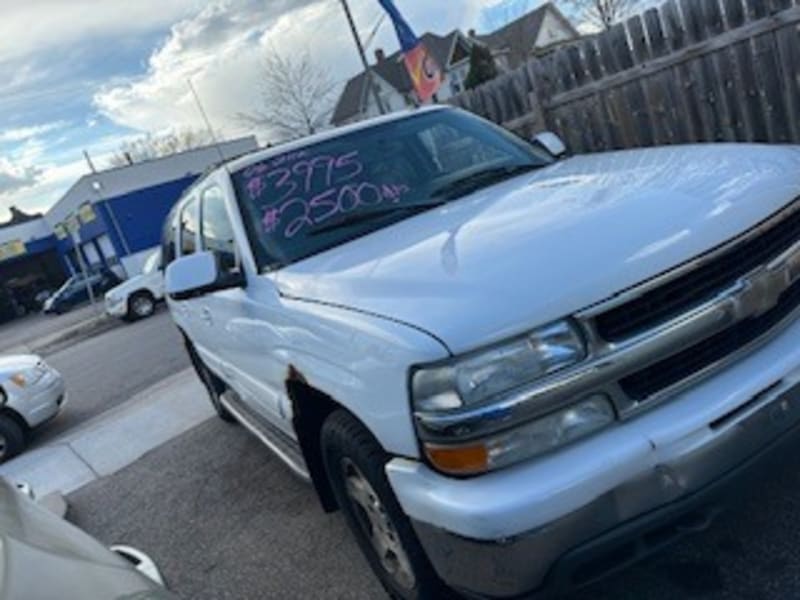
[287,368,388,514]
[0,405,30,433]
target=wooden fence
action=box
[449,0,800,153]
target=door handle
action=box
[200,307,213,326]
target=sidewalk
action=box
[0,368,212,497]
[0,303,121,356]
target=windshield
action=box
[142,250,161,275]
[231,110,553,270]
[55,275,80,295]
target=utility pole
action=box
[339,0,387,116]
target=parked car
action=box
[43,268,121,315]
[105,249,165,321]
[0,477,172,599]
[162,106,800,599]
[0,354,65,462]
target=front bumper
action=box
[105,298,127,318]
[387,319,800,598]
[8,369,67,428]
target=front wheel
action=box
[321,410,449,599]
[0,414,25,463]
[127,291,156,320]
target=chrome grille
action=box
[595,200,800,342]
[588,198,800,409]
[619,279,800,400]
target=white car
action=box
[105,249,164,321]
[0,355,65,462]
[163,106,800,598]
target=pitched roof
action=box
[331,30,462,125]
[477,2,578,69]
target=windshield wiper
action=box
[431,164,541,201]
[308,201,447,236]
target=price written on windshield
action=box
[242,150,411,238]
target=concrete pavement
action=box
[0,368,211,497]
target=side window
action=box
[179,197,199,256]
[201,187,238,273]
[161,206,180,266]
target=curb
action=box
[31,314,123,355]
[0,368,213,498]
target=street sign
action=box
[0,240,26,262]
[78,202,96,224]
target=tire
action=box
[0,413,25,463]
[321,410,451,600]
[127,291,156,321]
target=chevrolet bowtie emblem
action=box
[732,242,800,319]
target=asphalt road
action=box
[32,308,190,445]
[68,415,800,600]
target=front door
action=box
[196,184,288,431]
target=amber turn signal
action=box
[424,442,489,476]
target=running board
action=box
[220,391,310,482]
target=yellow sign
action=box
[0,240,26,262]
[78,202,96,224]
[66,215,80,234]
[54,223,68,240]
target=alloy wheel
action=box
[341,457,416,591]
[132,296,154,317]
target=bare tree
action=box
[108,127,217,167]
[563,0,636,31]
[235,49,337,140]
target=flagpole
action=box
[339,0,388,116]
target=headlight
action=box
[412,320,586,411]
[424,395,615,475]
[411,321,617,475]
[10,365,45,388]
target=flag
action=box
[377,0,442,103]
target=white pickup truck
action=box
[163,106,800,599]
[105,249,164,321]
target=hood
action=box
[106,273,149,299]
[0,355,39,379]
[275,144,800,354]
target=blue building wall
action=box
[51,174,199,275]
[103,175,198,256]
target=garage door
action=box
[97,234,117,264]
[82,241,101,267]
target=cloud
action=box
[0,121,68,143]
[93,0,319,137]
[0,0,202,62]
[93,0,488,140]
[0,158,43,197]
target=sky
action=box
[0,0,553,221]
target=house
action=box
[331,30,474,127]
[474,2,579,71]
[331,2,578,127]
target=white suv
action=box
[105,249,164,321]
[163,106,800,599]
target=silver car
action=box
[0,478,172,599]
[0,355,66,461]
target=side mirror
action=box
[165,251,245,301]
[531,131,567,158]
